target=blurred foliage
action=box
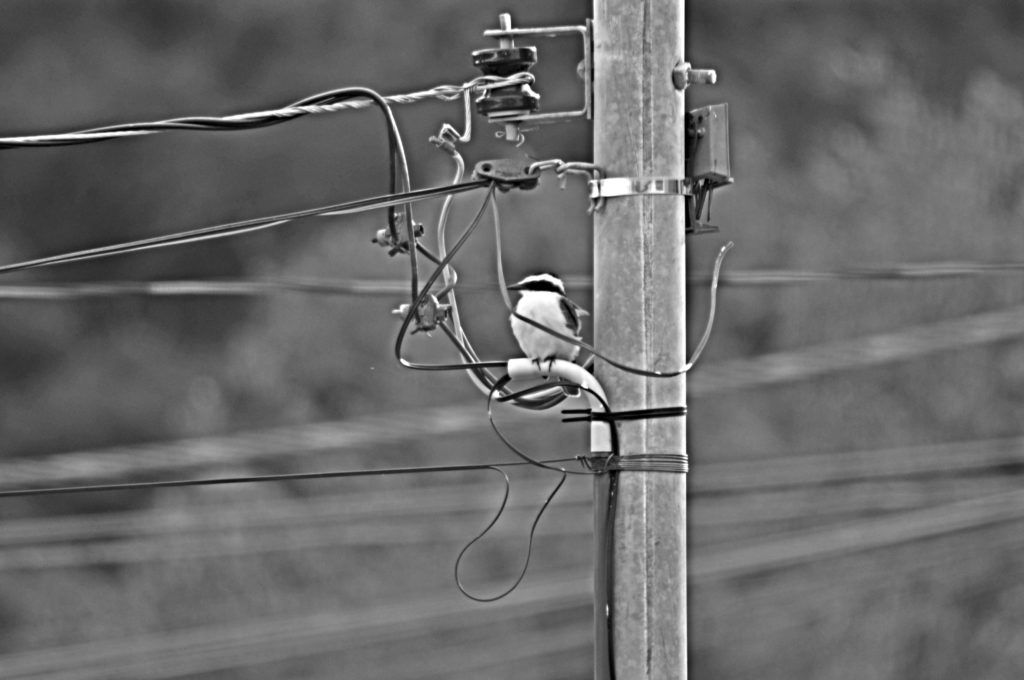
[0,0,1022,678]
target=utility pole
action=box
[592,1,690,678]
[471,7,722,677]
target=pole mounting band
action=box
[589,177,693,200]
[580,452,689,474]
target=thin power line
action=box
[0,181,487,277]
[0,574,589,680]
[3,257,1024,300]
[0,404,534,487]
[0,437,1017,552]
[0,457,581,499]
[691,303,1024,394]
[691,487,1024,581]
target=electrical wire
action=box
[7,254,1024,300]
[392,184,565,409]
[453,465,568,602]
[691,301,1024,395]
[0,181,486,277]
[0,85,435,286]
[491,188,734,379]
[488,379,617,476]
[0,74,535,149]
[0,457,581,498]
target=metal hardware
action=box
[472,159,541,191]
[372,220,424,256]
[672,61,717,90]
[589,177,693,200]
[687,103,732,187]
[474,13,593,144]
[685,103,733,233]
[392,294,450,334]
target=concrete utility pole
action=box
[592,0,690,678]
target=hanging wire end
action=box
[685,241,735,371]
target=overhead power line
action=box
[691,436,1024,494]
[691,487,1024,581]
[0,574,589,680]
[0,74,533,149]
[3,256,1024,300]
[691,303,1024,394]
[0,404,535,488]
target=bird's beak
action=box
[506,282,525,291]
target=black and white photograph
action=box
[0,1,1021,678]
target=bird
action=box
[507,273,589,393]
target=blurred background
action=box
[0,0,1022,678]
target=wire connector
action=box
[372,221,424,256]
[392,294,450,334]
[472,159,541,191]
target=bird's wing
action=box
[559,296,587,335]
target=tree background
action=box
[0,1,1022,678]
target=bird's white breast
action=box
[510,291,581,362]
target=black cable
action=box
[393,188,572,410]
[0,181,487,277]
[0,457,582,498]
[0,85,427,281]
[492,197,732,380]
[453,466,567,603]
[394,184,503,370]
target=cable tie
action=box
[580,452,689,474]
[561,405,687,423]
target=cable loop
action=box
[453,466,567,603]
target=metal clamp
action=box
[472,159,541,191]
[589,177,694,200]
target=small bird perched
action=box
[507,273,589,391]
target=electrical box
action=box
[686,103,731,187]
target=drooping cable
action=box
[453,465,567,603]
[0,85,433,280]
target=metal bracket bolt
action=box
[672,61,717,90]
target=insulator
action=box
[471,46,541,118]
[472,47,537,77]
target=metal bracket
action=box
[588,177,720,234]
[476,13,592,143]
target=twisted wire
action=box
[0,74,534,148]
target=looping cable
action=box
[453,465,567,603]
[493,193,734,377]
[487,376,618,475]
[394,187,572,411]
